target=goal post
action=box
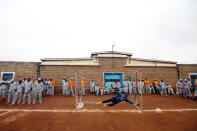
[124,71,143,110]
[75,70,89,110]
[75,70,144,111]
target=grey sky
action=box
[0,0,197,63]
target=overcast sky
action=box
[0,0,197,63]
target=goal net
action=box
[74,71,143,111]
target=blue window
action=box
[104,73,123,89]
[1,72,15,81]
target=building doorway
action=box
[189,73,197,88]
[104,73,123,89]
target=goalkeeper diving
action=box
[97,91,139,108]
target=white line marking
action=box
[0,112,29,124]
[0,108,197,113]
[0,112,10,116]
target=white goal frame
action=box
[75,71,143,111]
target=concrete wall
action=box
[39,66,178,87]
[124,66,178,86]
[1,61,197,89]
[40,57,179,87]
[40,65,101,87]
[0,61,40,81]
[178,64,197,80]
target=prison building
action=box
[39,51,183,88]
[0,51,197,89]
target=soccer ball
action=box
[155,108,161,113]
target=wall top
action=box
[91,51,133,58]
[39,51,177,66]
[131,58,177,64]
[41,58,93,61]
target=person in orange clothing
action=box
[81,78,85,96]
[166,82,175,95]
[144,78,150,94]
[100,84,104,95]
[68,78,75,96]
[194,79,197,101]
[153,79,159,94]
[136,80,140,94]
[115,82,118,88]
[51,79,55,96]
[113,82,119,93]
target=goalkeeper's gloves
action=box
[96,102,102,105]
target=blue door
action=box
[190,74,197,88]
[104,73,123,90]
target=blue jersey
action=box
[115,92,134,105]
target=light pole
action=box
[112,44,115,68]
[112,44,115,53]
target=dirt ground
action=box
[0,92,197,131]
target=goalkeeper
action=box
[97,92,139,107]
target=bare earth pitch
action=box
[0,94,197,131]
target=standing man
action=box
[160,80,167,96]
[184,79,192,99]
[47,79,52,96]
[46,79,50,95]
[65,79,69,96]
[95,83,100,96]
[149,82,155,94]
[51,79,55,95]
[128,80,133,95]
[12,79,24,105]
[104,86,108,94]
[153,79,159,94]
[7,81,16,104]
[23,78,33,104]
[123,78,129,93]
[41,78,45,97]
[90,80,95,95]
[141,80,145,94]
[42,79,47,95]
[81,78,85,96]
[0,78,10,104]
[113,82,119,94]
[194,79,197,101]
[33,78,43,104]
[136,80,139,94]
[187,78,193,92]
[61,77,66,96]
[100,84,104,95]
[132,80,137,95]
[176,79,184,97]
[138,80,143,95]
[68,78,75,96]
[144,78,150,94]
[62,79,69,96]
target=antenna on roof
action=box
[112,43,115,53]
